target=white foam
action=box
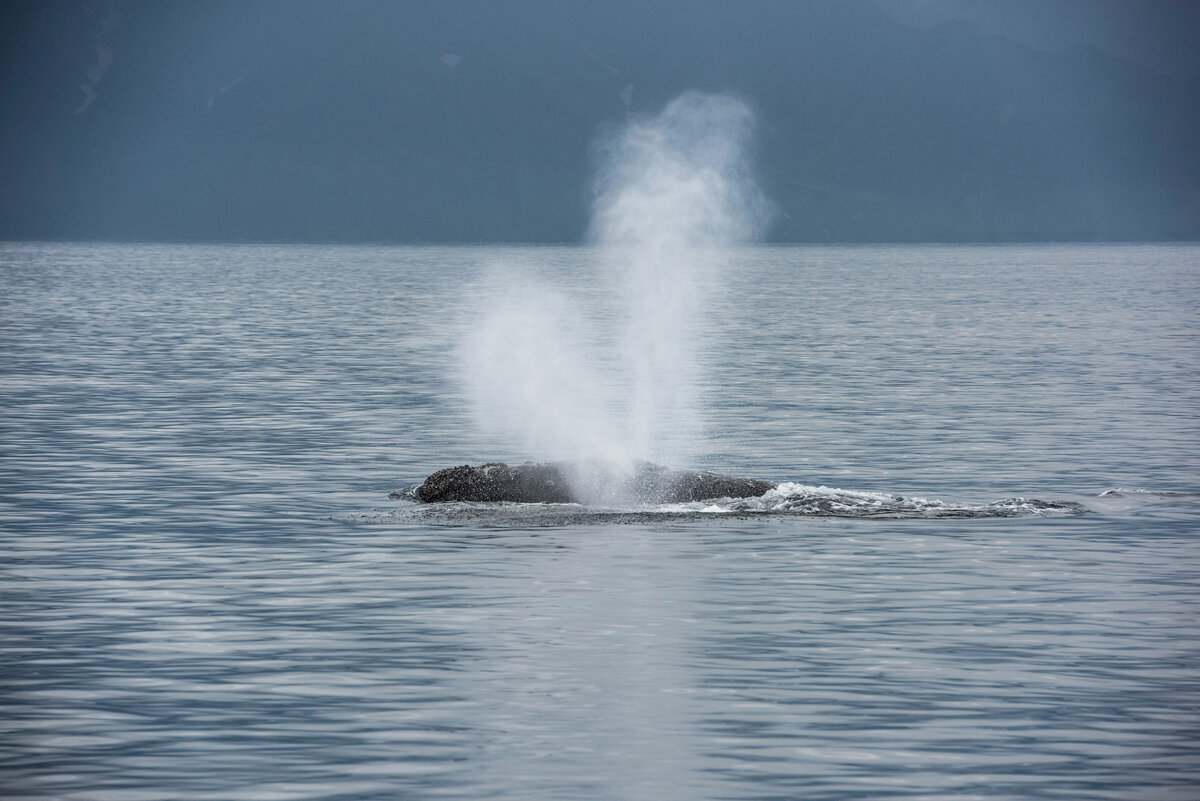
[646,482,1085,518]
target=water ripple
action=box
[2,243,1198,800]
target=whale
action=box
[395,461,776,505]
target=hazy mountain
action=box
[2,0,1197,242]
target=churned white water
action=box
[2,241,1199,800]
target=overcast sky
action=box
[1,1,1197,243]
[876,0,1200,77]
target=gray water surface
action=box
[2,243,1198,800]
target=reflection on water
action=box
[2,243,1199,800]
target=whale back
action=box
[409,461,774,504]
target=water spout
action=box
[460,92,767,499]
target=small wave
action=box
[1091,487,1200,516]
[663,482,1088,519]
[1098,488,1200,499]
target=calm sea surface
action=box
[1,242,1198,800]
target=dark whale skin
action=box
[396,461,775,504]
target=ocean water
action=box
[1,241,1198,800]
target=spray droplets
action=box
[461,92,766,485]
[594,92,766,465]
[591,91,766,250]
